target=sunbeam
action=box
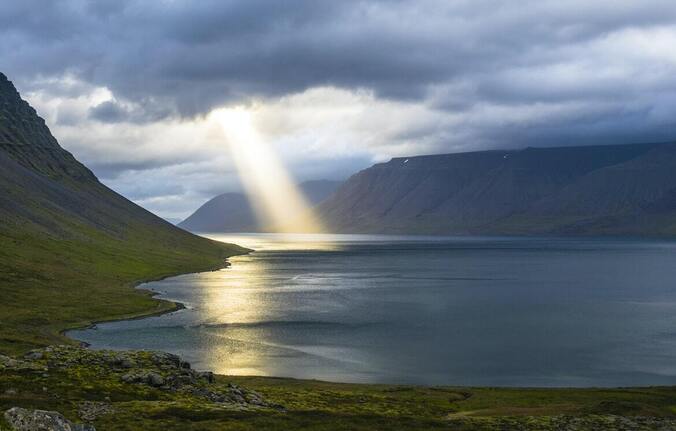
[212,108,324,233]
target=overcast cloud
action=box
[2,0,676,219]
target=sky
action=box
[2,0,676,221]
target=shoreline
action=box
[59,238,676,390]
[59,250,249,345]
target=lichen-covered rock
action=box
[77,402,114,422]
[196,371,214,383]
[150,352,181,369]
[120,371,164,387]
[22,351,43,361]
[0,354,45,372]
[4,407,95,431]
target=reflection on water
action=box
[69,234,676,386]
[199,257,267,375]
[195,234,359,376]
[213,232,375,251]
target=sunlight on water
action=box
[192,233,348,374]
[70,235,676,386]
[211,108,324,233]
[199,262,270,376]
[203,232,360,251]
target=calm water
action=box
[69,234,676,387]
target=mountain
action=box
[179,179,342,232]
[318,142,676,236]
[0,72,246,353]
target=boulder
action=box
[4,407,95,431]
[23,351,43,361]
[196,371,215,383]
[120,371,165,387]
[147,372,165,387]
[77,402,114,422]
[119,359,135,369]
[0,355,45,372]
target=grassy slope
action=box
[0,73,247,355]
[0,147,248,356]
[0,221,245,356]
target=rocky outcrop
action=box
[14,345,280,410]
[4,407,95,431]
[0,354,45,372]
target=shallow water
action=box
[70,234,676,386]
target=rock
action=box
[147,372,165,387]
[77,402,114,422]
[120,372,136,384]
[4,388,17,396]
[121,371,165,387]
[151,352,181,369]
[0,355,43,372]
[4,407,95,431]
[196,371,214,383]
[23,351,43,361]
[173,375,195,387]
[16,345,281,411]
[119,359,135,369]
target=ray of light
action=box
[211,108,324,233]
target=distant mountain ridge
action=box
[179,180,341,232]
[318,142,676,235]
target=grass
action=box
[2,354,676,431]
[0,219,246,356]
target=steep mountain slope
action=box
[179,179,341,232]
[318,142,676,235]
[0,72,246,354]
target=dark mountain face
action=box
[179,180,342,233]
[0,74,95,182]
[179,193,257,233]
[318,142,676,235]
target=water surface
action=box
[70,234,676,386]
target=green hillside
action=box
[0,72,247,355]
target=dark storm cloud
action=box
[3,0,676,218]
[3,1,676,136]
[1,1,670,116]
[89,101,129,123]
[88,99,173,124]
